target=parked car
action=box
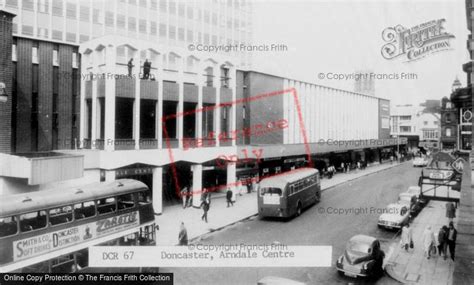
[377,203,410,230]
[398,192,422,216]
[413,157,429,167]
[405,186,427,206]
[336,235,385,278]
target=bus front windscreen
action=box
[260,187,282,196]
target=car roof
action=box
[349,234,377,244]
[408,186,420,190]
[388,203,406,209]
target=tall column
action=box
[196,61,204,141]
[227,163,237,202]
[215,63,221,146]
[191,164,203,207]
[133,50,141,150]
[91,54,98,150]
[104,45,117,151]
[229,65,237,146]
[105,170,116,181]
[152,167,163,214]
[157,54,163,149]
[96,99,102,139]
[79,57,87,147]
[177,56,184,148]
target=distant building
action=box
[440,96,458,150]
[417,112,440,150]
[390,105,422,150]
[390,100,441,152]
[354,69,375,96]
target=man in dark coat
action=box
[178,222,188,246]
[437,225,448,259]
[226,189,234,207]
[447,222,457,260]
[201,200,209,223]
[446,202,456,223]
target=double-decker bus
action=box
[0,179,157,273]
[258,168,321,218]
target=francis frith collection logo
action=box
[381,19,455,62]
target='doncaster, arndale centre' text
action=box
[160,249,295,260]
[161,243,295,260]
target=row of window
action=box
[288,175,319,196]
[16,23,250,48]
[0,191,151,238]
[7,0,251,26]
[423,130,439,139]
[11,44,78,68]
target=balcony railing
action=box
[114,139,136,150]
[139,139,158,149]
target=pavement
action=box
[384,201,457,285]
[154,161,405,246]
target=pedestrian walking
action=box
[201,200,209,223]
[447,222,457,260]
[201,188,208,204]
[340,162,345,173]
[178,222,188,245]
[390,155,394,164]
[438,225,448,259]
[127,58,134,77]
[180,186,188,209]
[328,165,333,179]
[226,188,234,207]
[445,202,456,223]
[186,183,193,207]
[400,224,413,251]
[422,226,435,259]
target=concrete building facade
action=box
[0,0,253,68]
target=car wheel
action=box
[337,270,344,277]
[296,203,302,216]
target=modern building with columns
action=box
[66,35,239,213]
[0,3,405,218]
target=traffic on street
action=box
[161,162,424,284]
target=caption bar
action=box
[0,273,173,284]
[90,245,332,267]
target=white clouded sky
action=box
[249,0,470,106]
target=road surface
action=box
[161,163,422,284]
